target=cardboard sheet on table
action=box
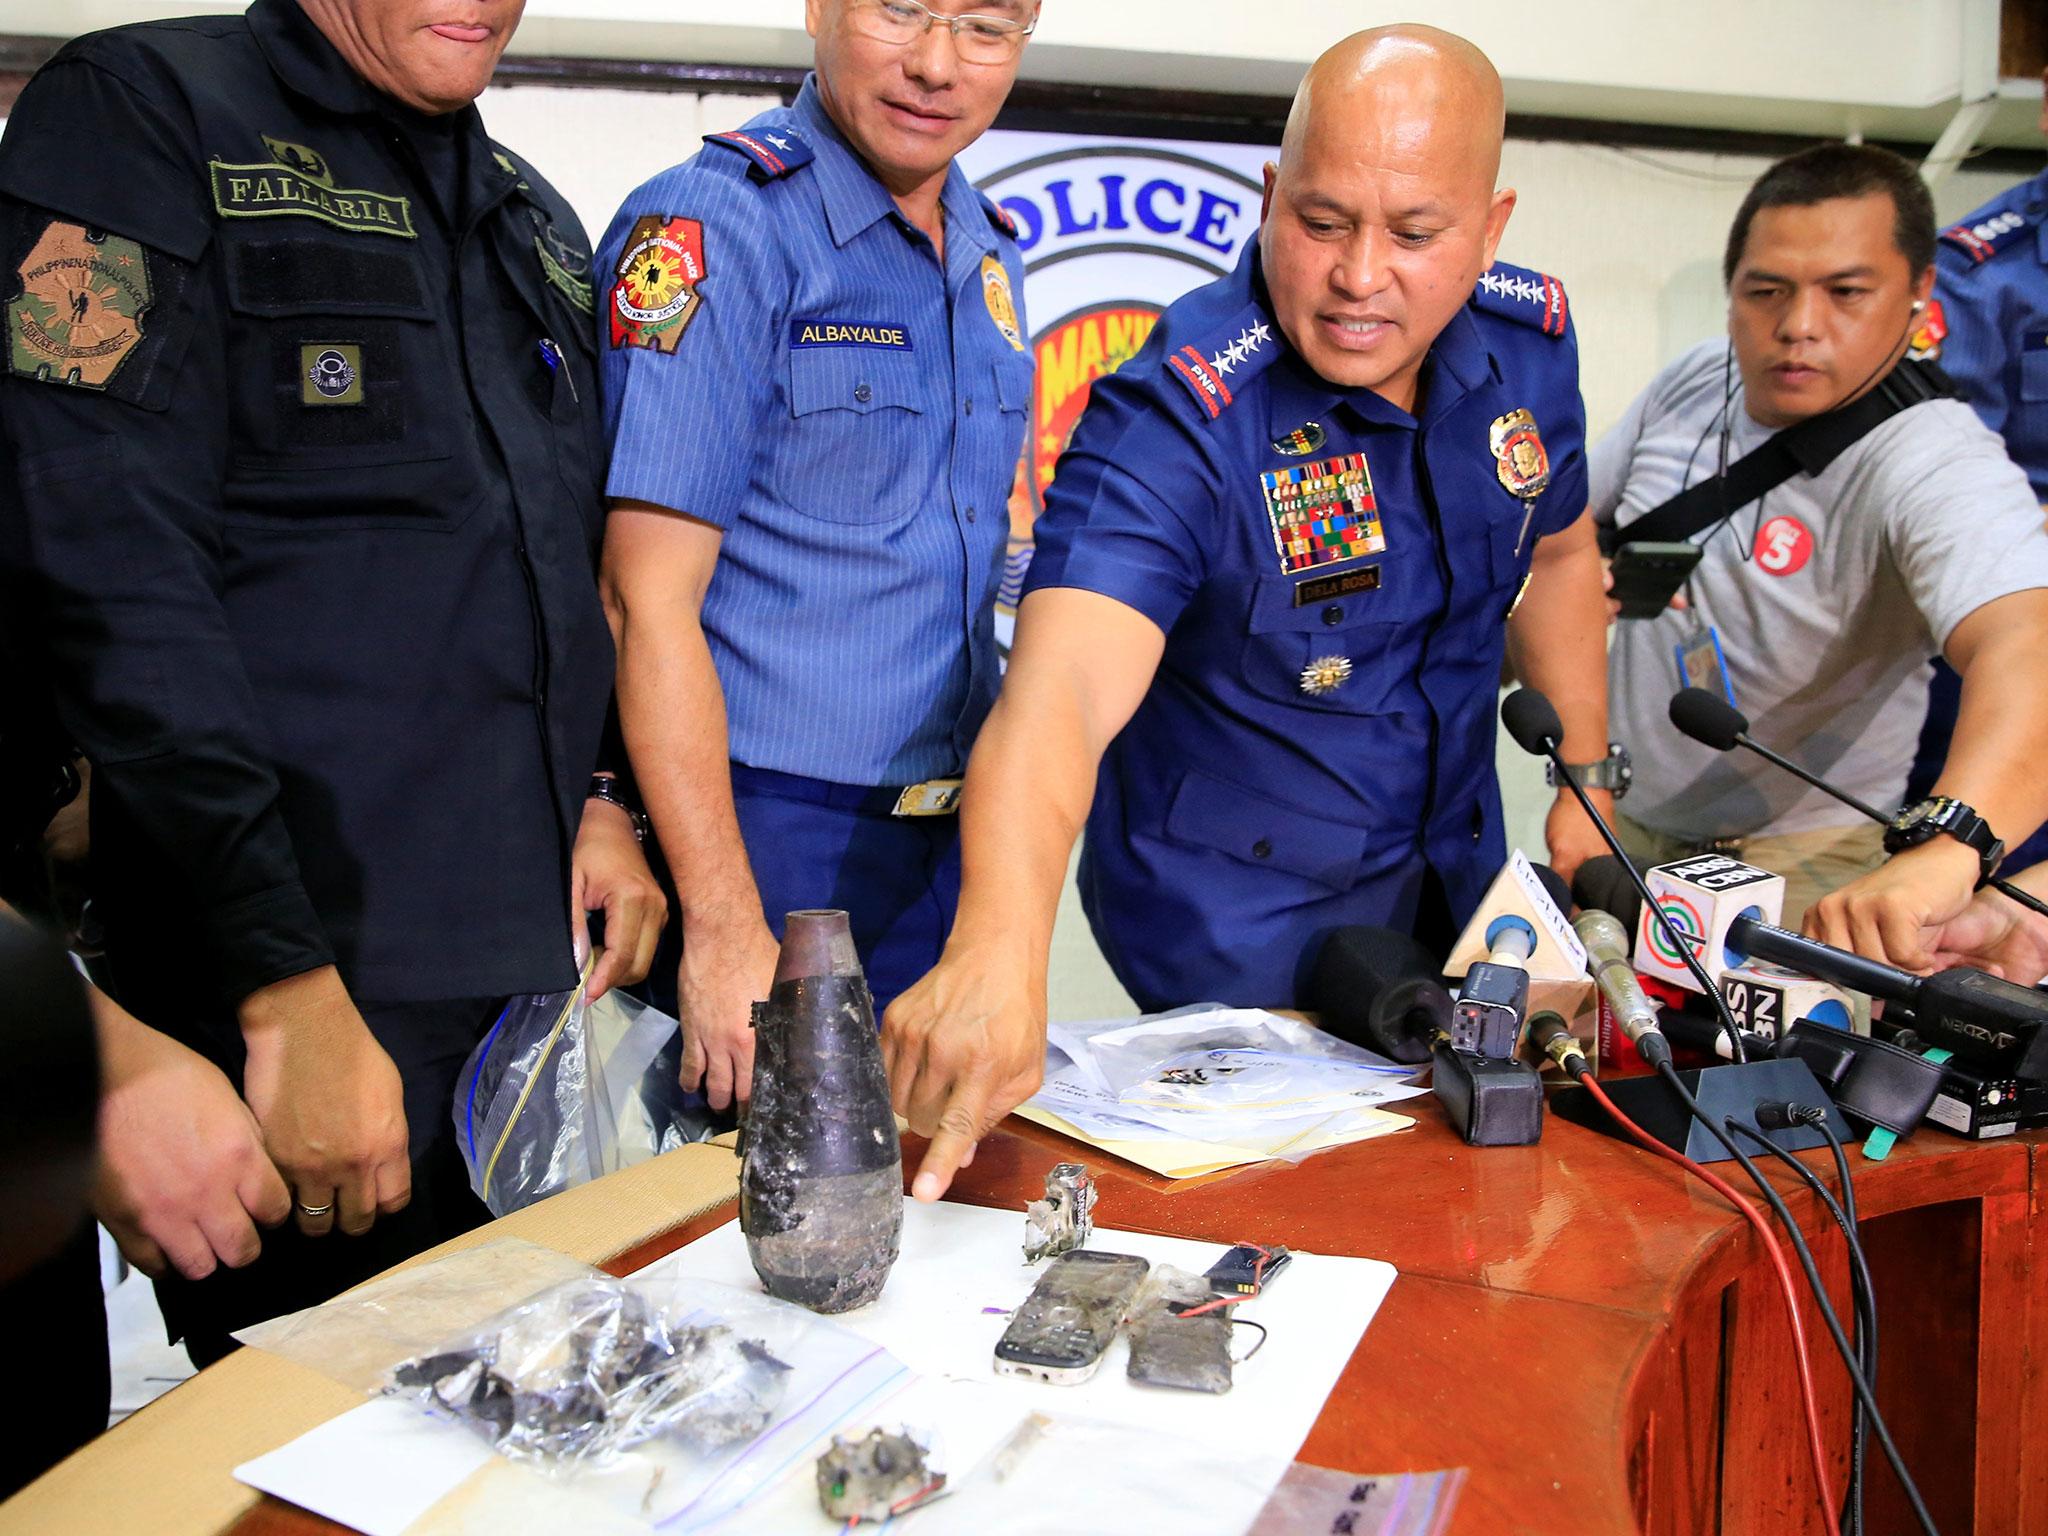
[654,1197,1396,1472]
[1012,1099,1414,1178]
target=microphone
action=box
[1573,910,1669,1066]
[1500,688,1748,1060]
[1443,853,1592,1061]
[1305,926,1454,1065]
[1727,914,2048,1080]
[1505,689,1850,1163]
[1669,687,1891,821]
[1668,686,2048,920]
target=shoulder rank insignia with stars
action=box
[979,192,1019,241]
[703,126,815,181]
[1939,208,2033,265]
[1470,261,1570,338]
[1167,316,1274,422]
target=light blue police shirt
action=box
[1927,167,2048,499]
[596,77,1031,784]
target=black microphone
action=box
[1500,688,1747,1059]
[1727,914,2048,1080]
[1668,685,2048,920]
[1305,926,1453,1065]
[1571,856,1642,931]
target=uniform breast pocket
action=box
[218,236,477,531]
[2020,334,2048,402]
[991,352,1033,465]
[1486,503,1536,615]
[1239,567,1424,715]
[783,346,930,525]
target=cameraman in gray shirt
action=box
[1594,144,2048,971]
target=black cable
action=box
[1656,1062,1939,1536]
[1815,1115,1870,1536]
[1729,1119,1877,1536]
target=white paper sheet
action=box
[655,1199,1395,1469]
[234,1399,495,1536]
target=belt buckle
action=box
[892,778,963,817]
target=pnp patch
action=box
[789,319,912,350]
[211,161,417,238]
[609,215,705,353]
[7,221,152,390]
[300,343,363,406]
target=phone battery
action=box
[1204,1242,1290,1297]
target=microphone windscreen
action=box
[1306,925,1450,1065]
[1668,686,1750,752]
[1499,689,1563,756]
[1528,861,1572,917]
[1570,855,1643,937]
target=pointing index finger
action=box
[911,1084,991,1203]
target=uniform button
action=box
[1252,838,1272,860]
[964,397,975,416]
[965,505,978,523]
[854,382,873,403]
[1321,604,1344,626]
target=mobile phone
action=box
[993,1250,1150,1385]
[1608,540,1702,619]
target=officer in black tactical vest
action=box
[0,0,666,1362]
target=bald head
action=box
[1258,25,1515,409]
[1280,26,1505,194]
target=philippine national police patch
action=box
[609,215,705,353]
[7,221,152,390]
[1261,453,1385,575]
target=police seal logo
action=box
[980,252,1024,352]
[1489,408,1550,500]
[609,214,706,353]
[7,221,152,390]
[300,343,362,405]
[1906,298,1947,362]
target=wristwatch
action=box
[587,773,651,843]
[1545,742,1633,800]
[1882,796,2003,884]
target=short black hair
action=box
[1723,143,1935,285]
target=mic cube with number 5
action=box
[1636,856,1785,995]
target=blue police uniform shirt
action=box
[1926,167,2048,499]
[596,76,1031,784]
[1025,244,1587,1010]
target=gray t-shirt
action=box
[1592,338,2048,840]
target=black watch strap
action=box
[587,774,650,843]
[1883,796,2003,883]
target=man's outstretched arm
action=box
[883,588,1165,1201]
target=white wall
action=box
[7,0,2038,147]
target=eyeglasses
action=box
[849,0,1037,65]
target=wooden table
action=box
[224,1104,2044,1536]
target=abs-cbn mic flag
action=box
[956,129,1276,649]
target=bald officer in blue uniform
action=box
[885,25,1615,1200]
[598,0,1038,1110]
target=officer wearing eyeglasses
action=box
[597,0,1038,1110]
